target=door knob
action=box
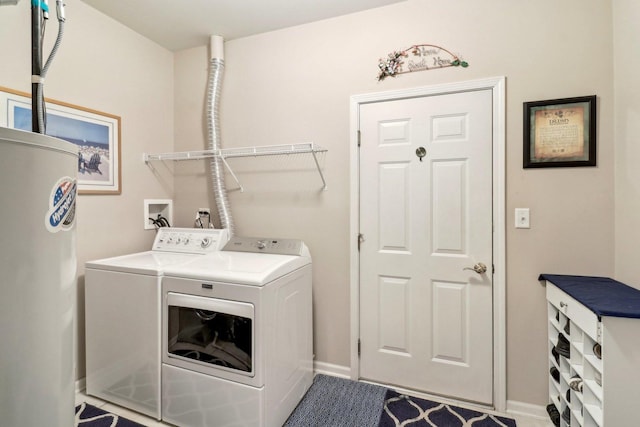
[463,262,487,274]
[415,147,427,161]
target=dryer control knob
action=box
[256,240,266,250]
[201,237,212,248]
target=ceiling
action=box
[82,0,406,52]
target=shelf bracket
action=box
[218,155,244,192]
[311,149,327,191]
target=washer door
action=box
[165,292,254,377]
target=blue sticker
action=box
[46,177,77,233]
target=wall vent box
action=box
[144,199,173,230]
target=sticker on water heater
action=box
[45,177,77,233]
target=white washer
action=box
[84,228,229,420]
[161,236,313,427]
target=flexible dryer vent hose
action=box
[207,36,234,235]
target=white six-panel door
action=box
[358,89,494,404]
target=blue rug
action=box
[75,402,145,427]
[285,374,388,426]
[379,390,517,427]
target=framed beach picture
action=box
[0,86,121,194]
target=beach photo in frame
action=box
[523,95,596,168]
[0,86,121,194]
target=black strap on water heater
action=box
[31,0,44,134]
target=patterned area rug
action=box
[76,377,517,427]
[379,390,517,427]
[75,402,145,427]
[285,374,387,426]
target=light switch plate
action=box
[515,208,530,229]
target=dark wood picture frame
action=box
[523,95,596,168]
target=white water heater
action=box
[0,126,77,427]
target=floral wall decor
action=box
[377,44,468,81]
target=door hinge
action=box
[357,130,361,147]
[492,264,495,274]
[357,233,364,251]
[358,339,361,357]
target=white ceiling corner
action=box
[81,0,407,51]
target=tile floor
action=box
[75,391,166,427]
[75,390,553,427]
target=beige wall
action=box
[0,0,620,409]
[614,0,640,285]
[174,0,615,406]
[0,0,174,378]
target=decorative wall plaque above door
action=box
[377,44,468,81]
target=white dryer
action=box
[84,228,228,420]
[160,236,313,427]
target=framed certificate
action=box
[523,95,596,168]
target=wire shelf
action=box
[143,142,326,162]
[143,142,328,190]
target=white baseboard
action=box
[313,361,351,378]
[506,400,549,419]
[75,377,86,393]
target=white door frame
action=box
[349,76,506,411]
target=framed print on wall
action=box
[0,86,121,194]
[523,95,596,168]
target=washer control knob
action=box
[201,237,212,248]
[256,240,266,250]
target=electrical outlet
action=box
[195,208,213,228]
[515,208,530,229]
